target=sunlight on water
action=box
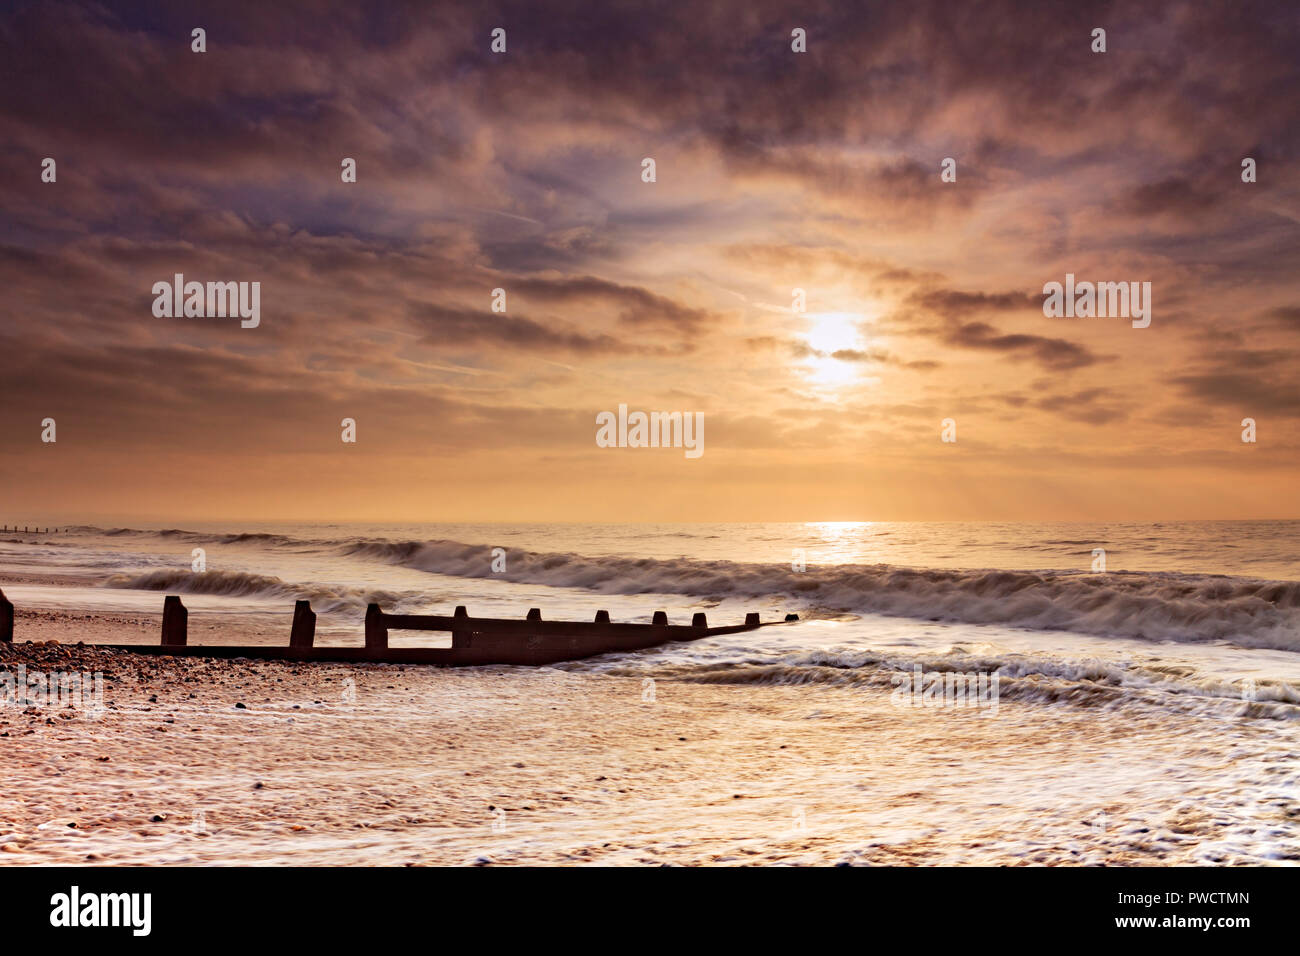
[3,520,1299,865]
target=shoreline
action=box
[2,616,1295,865]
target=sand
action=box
[1,610,1296,866]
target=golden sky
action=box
[2,1,1298,522]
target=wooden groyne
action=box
[0,590,13,644]
[0,590,794,666]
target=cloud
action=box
[1118,176,1227,218]
[406,302,634,354]
[3,0,1299,518]
[1033,388,1130,424]
[830,348,941,370]
[1171,356,1300,417]
[508,276,715,332]
[911,289,1040,318]
[941,321,1108,371]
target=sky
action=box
[1,0,1298,523]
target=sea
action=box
[5,518,1300,703]
[3,520,1299,863]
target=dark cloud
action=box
[508,276,714,332]
[830,348,941,371]
[1171,348,1300,416]
[942,322,1107,371]
[1033,387,1129,424]
[911,289,1039,318]
[2,0,1298,518]
[1118,176,1227,218]
[406,302,633,354]
[743,336,940,370]
[1265,306,1300,329]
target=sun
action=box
[803,311,863,386]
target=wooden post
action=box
[365,603,387,650]
[290,600,316,648]
[594,610,610,624]
[526,608,542,622]
[161,595,187,646]
[745,612,760,627]
[452,605,471,648]
[692,612,708,628]
[652,611,667,626]
[0,588,13,643]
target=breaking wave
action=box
[76,526,1300,650]
[344,539,1300,650]
[102,569,413,614]
[609,649,1300,720]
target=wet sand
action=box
[2,611,1296,866]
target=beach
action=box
[2,607,1297,866]
[2,522,1299,865]
[5,0,1300,890]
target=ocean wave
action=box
[101,569,411,614]
[341,539,1300,650]
[94,527,299,546]
[613,650,1300,720]
[76,525,1300,650]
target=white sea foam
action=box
[102,568,417,614]
[339,538,1300,650]
[28,525,1300,650]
